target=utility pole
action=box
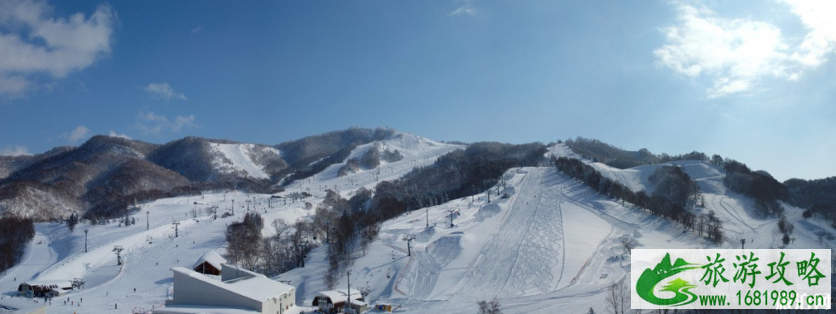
[231,199,235,215]
[172,221,180,238]
[426,206,429,228]
[740,238,746,250]
[403,234,416,257]
[345,269,352,314]
[246,200,251,211]
[300,238,309,267]
[447,209,456,228]
[84,229,88,253]
[146,211,149,230]
[113,246,124,266]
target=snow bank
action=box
[475,203,501,221]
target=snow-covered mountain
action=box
[0,128,428,220]
[148,136,285,183]
[1,133,835,314]
[0,136,184,220]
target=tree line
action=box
[564,137,656,169]
[338,145,404,177]
[718,158,789,218]
[564,137,711,169]
[369,142,547,223]
[0,216,35,274]
[312,189,380,289]
[785,176,836,224]
[223,190,381,286]
[224,211,323,277]
[552,157,723,244]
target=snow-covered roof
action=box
[172,267,294,303]
[20,280,73,288]
[316,289,363,304]
[192,250,226,270]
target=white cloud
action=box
[781,0,836,67]
[136,111,198,135]
[145,82,187,101]
[108,130,130,139]
[448,0,476,17]
[172,115,196,132]
[0,75,31,96]
[191,25,202,34]
[0,0,116,97]
[654,4,792,98]
[0,145,31,156]
[62,125,91,144]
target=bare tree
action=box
[272,219,288,239]
[620,236,636,256]
[694,214,706,236]
[605,280,628,314]
[477,298,502,314]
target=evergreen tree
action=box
[67,213,78,232]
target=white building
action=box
[155,264,295,314]
[17,280,73,297]
[312,289,366,314]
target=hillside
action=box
[1,134,835,314]
[0,136,171,220]
[0,129,462,313]
[0,128,412,221]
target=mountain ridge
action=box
[0,128,421,220]
[2,129,834,225]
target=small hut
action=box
[192,251,226,276]
[313,289,366,313]
[17,280,72,297]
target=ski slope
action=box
[210,143,279,180]
[2,138,836,314]
[288,133,462,199]
[280,167,721,313]
[548,142,829,251]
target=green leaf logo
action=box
[636,253,700,306]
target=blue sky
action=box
[1,0,835,182]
